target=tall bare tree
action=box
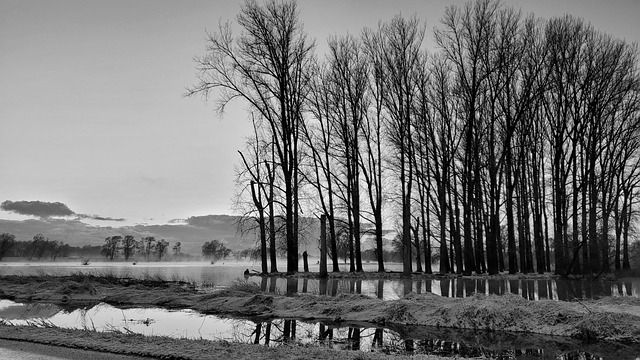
[302,62,340,272]
[188,0,315,272]
[435,0,500,275]
[376,15,426,275]
[361,28,390,272]
[324,35,369,272]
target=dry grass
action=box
[0,324,454,360]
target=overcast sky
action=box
[1,0,639,226]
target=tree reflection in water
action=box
[238,274,635,357]
[4,297,627,359]
[257,275,635,301]
[238,318,631,358]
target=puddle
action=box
[0,300,238,340]
[1,299,639,359]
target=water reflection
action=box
[1,262,637,301]
[240,319,637,359]
[1,300,638,359]
[258,276,636,301]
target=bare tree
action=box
[172,241,182,256]
[235,115,275,273]
[0,233,16,261]
[102,236,121,261]
[375,15,426,275]
[142,236,156,261]
[435,0,500,275]
[188,0,315,273]
[302,61,341,272]
[361,28,388,272]
[422,54,461,274]
[155,239,169,260]
[122,235,137,261]
[324,34,369,272]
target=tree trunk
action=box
[622,190,631,269]
[413,221,422,273]
[450,168,463,274]
[506,147,518,274]
[269,181,278,273]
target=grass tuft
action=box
[225,280,266,295]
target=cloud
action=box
[1,200,125,222]
[1,200,74,218]
[76,214,126,222]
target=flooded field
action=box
[2,262,640,359]
[1,299,639,359]
[1,261,637,301]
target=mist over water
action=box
[1,260,637,301]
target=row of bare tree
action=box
[101,236,177,261]
[188,0,640,275]
[0,233,72,261]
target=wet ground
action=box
[2,299,639,359]
[1,266,640,359]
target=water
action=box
[1,261,637,301]
[262,276,638,301]
[0,261,256,288]
[1,300,638,359]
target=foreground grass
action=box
[0,324,456,360]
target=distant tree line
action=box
[0,232,244,264]
[99,236,181,261]
[189,0,640,275]
[202,239,232,261]
[0,232,93,261]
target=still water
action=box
[1,261,637,301]
[1,299,639,359]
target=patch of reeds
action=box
[225,279,265,295]
[140,272,168,283]
[24,318,56,328]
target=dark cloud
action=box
[77,214,126,222]
[1,200,74,218]
[1,200,125,222]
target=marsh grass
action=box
[24,318,56,328]
[0,271,202,292]
[0,322,403,360]
[141,272,167,283]
[227,280,269,294]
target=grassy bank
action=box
[1,273,640,358]
[2,273,640,342]
[0,324,453,360]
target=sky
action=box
[1,0,639,227]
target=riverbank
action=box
[1,325,449,360]
[1,273,640,358]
